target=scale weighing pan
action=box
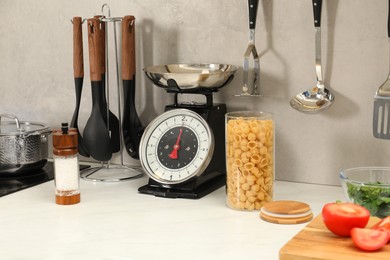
[143,63,238,90]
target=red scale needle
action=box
[169,128,183,159]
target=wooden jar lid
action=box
[260,200,313,224]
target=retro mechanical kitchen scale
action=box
[139,63,237,199]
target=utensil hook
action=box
[101,3,111,18]
[70,18,87,24]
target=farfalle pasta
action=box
[225,112,274,211]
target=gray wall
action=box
[1,0,389,185]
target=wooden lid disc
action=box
[260,200,313,224]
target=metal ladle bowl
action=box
[290,83,334,113]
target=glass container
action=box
[225,111,274,211]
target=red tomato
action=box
[322,202,370,237]
[371,216,390,242]
[351,228,389,251]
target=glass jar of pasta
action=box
[225,111,274,211]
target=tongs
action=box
[237,0,260,96]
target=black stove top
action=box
[0,162,89,197]
[0,162,55,197]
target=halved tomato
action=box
[351,228,389,251]
[322,202,370,237]
[371,216,390,242]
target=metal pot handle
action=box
[0,114,21,130]
[16,129,52,138]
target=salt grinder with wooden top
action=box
[53,123,80,205]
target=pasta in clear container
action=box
[225,111,274,211]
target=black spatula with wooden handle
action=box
[83,18,113,161]
[94,15,120,153]
[122,16,144,159]
[70,17,90,157]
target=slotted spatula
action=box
[373,0,390,139]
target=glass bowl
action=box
[339,167,390,218]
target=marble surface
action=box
[0,176,344,260]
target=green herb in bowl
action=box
[346,182,390,218]
[339,167,390,219]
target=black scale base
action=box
[138,89,227,199]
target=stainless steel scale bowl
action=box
[143,63,238,90]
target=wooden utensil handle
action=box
[122,15,136,80]
[73,17,84,78]
[87,18,102,81]
[94,15,106,75]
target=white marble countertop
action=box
[0,173,344,260]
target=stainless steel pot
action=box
[0,114,51,175]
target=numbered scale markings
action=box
[139,109,214,185]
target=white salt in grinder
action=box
[52,123,80,205]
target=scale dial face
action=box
[139,109,214,185]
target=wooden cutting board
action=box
[279,214,390,260]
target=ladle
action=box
[83,18,113,162]
[290,0,334,113]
